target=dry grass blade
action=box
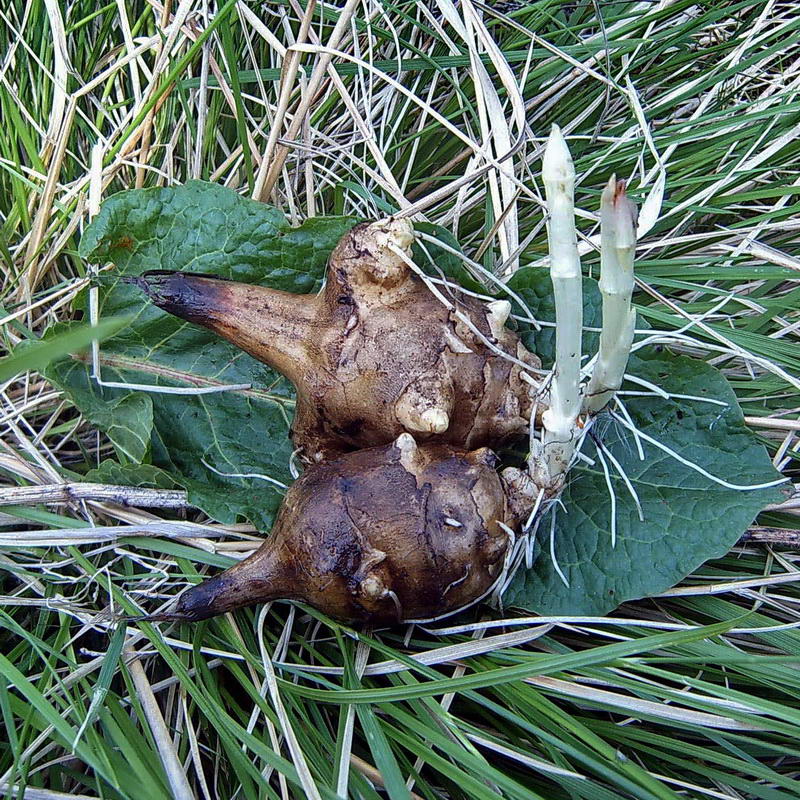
[127,654,194,800]
[254,0,361,201]
[0,482,189,509]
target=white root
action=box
[536,124,583,487]
[586,175,638,414]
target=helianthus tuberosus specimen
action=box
[133,127,644,624]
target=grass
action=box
[1,0,800,797]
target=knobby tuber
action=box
[150,435,535,624]
[130,219,541,463]
[126,136,642,626]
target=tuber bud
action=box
[148,435,533,624]
[130,219,540,462]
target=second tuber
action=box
[151,435,534,624]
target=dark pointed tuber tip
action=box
[127,271,229,325]
[137,569,257,624]
[123,603,192,624]
[124,612,173,624]
[127,610,206,624]
[124,270,187,304]
[127,599,216,625]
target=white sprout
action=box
[585,175,638,414]
[537,124,584,485]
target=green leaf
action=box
[0,316,130,382]
[412,222,487,294]
[505,269,786,615]
[84,461,180,489]
[49,189,783,613]
[47,181,358,528]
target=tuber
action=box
[150,435,534,624]
[126,140,645,627]
[130,219,540,463]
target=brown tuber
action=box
[125,137,643,628]
[150,435,534,624]
[130,219,540,463]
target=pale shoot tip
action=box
[542,124,574,185]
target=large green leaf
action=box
[504,268,786,615]
[47,181,358,528]
[48,187,784,611]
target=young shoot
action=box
[537,124,583,486]
[586,175,638,414]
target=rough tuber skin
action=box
[130,219,540,462]
[150,435,533,624]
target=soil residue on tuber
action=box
[150,435,534,624]
[131,219,541,462]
